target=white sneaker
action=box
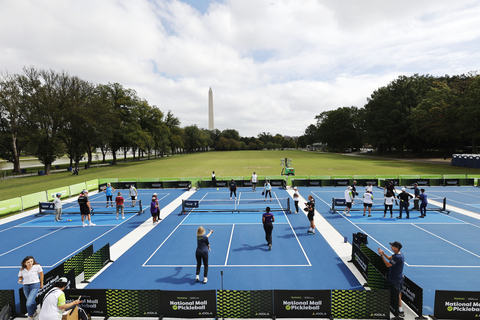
[203,277,208,284]
[345,213,351,217]
[122,216,125,219]
[83,222,86,227]
[89,222,96,226]
[116,217,118,220]
[195,275,199,282]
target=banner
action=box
[307,180,322,186]
[161,290,216,318]
[334,179,350,187]
[106,289,161,317]
[331,289,390,319]
[403,276,423,317]
[217,290,273,318]
[434,290,480,320]
[65,289,107,317]
[138,181,163,189]
[0,198,22,216]
[274,290,331,318]
[46,187,70,200]
[444,179,460,186]
[351,243,369,281]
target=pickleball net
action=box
[60,199,143,215]
[181,198,291,214]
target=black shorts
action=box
[80,210,90,216]
[151,211,158,218]
[131,196,136,200]
[307,211,314,221]
[346,202,352,208]
[364,203,372,208]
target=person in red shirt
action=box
[115,191,125,220]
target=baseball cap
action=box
[56,193,61,197]
[56,277,68,284]
[347,186,352,190]
[401,188,406,191]
[293,187,298,190]
[413,183,418,186]
[389,241,402,250]
[153,193,157,196]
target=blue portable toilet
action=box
[475,156,480,169]
[469,155,475,168]
[462,155,468,167]
[451,154,457,166]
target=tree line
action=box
[0,67,296,174]
[300,72,480,155]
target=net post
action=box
[287,197,290,213]
[138,199,142,214]
[332,198,335,212]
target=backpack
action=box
[0,304,13,320]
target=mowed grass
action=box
[0,150,478,201]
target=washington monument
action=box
[208,87,214,130]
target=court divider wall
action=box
[61,288,390,319]
[0,290,15,313]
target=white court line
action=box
[412,224,480,260]
[224,225,235,266]
[144,264,311,267]
[0,227,66,258]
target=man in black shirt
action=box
[78,190,95,227]
[229,179,237,200]
[397,188,413,219]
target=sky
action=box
[1,0,480,138]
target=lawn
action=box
[0,150,478,201]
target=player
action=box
[363,190,374,217]
[150,194,160,225]
[343,186,353,217]
[418,189,428,218]
[153,193,161,221]
[78,190,95,227]
[53,193,63,221]
[195,226,213,284]
[293,187,300,213]
[366,182,373,193]
[264,180,272,201]
[351,180,358,204]
[397,188,413,219]
[129,185,138,207]
[115,191,125,220]
[262,207,275,250]
[103,183,115,207]
[305,195,315,235]
[229,179,237,199]
[251,171,258,191]
[384,190,395,218]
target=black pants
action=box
[294,201,299,213]
[264,222,273,245]
[106,195,113,203]
[230,190,236,198]
[399,202,409,218]
[384,204,393,215]
[196,253,209,277]
[265,190,272,199]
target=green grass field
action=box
[0,150,478,201]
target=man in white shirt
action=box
[251,172,258,191]
[363,190,374,217]
[343,186,353,217]
[129,185,138,207]
[53,193,63,221]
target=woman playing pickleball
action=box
[262,206,275,250]
[195,226,213,284]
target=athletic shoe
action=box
[106,205,108,208]
[116,217,118,220]
[122,216,125,219]
[89,222,96,226]
[396,216,402,219]
[345,213,351,217]
[308,231,315,235]
[203,277,208,284]
[269,244,272,250]
[363,213,366,216]
[59,218,63,220]
[195,275,199,282]
[83,222,87,227]
[398,311,405,317]
[368,215,372,217]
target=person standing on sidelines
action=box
[293,187,300,213]
[229,179,237,199]
[251,172,258,191]
[378,241,405,317]
[53,193,63,221]
[385,181,398,204]
[129,185,138,207]
[384,190,395,218]
[150,195,160,225]
[115,191,125,220]
[18,256,44,320]
[397,188,413,219]
[39,277,82,320]
[195,226,213,284]
[211,171,216,181]
[305,195,315,235]
[103,183,115,207]
[264,180,272,201]
[78,190,95,227]
[407,183,420,210]
[418,189,428,218]
[262,206,275,250]
[153,193,161,221]
[363,190,374,217]
[343,186,353,217]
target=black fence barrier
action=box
[434,290,480,320]
[403,276,425,319]
[64,244,94,277]
[352,179,379,186]
[274,289,331,318]
[0,290,15,315]
[84,243,112,282]
[138,181,164,189]
[379,179,400,188]
[98,182,136,191]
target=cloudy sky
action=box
[1,0,480,137]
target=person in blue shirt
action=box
[378,241,405,317]
[103,183,115,207]
[418,188,428,218]
[196,226,213,284]
[262,207,275,250]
